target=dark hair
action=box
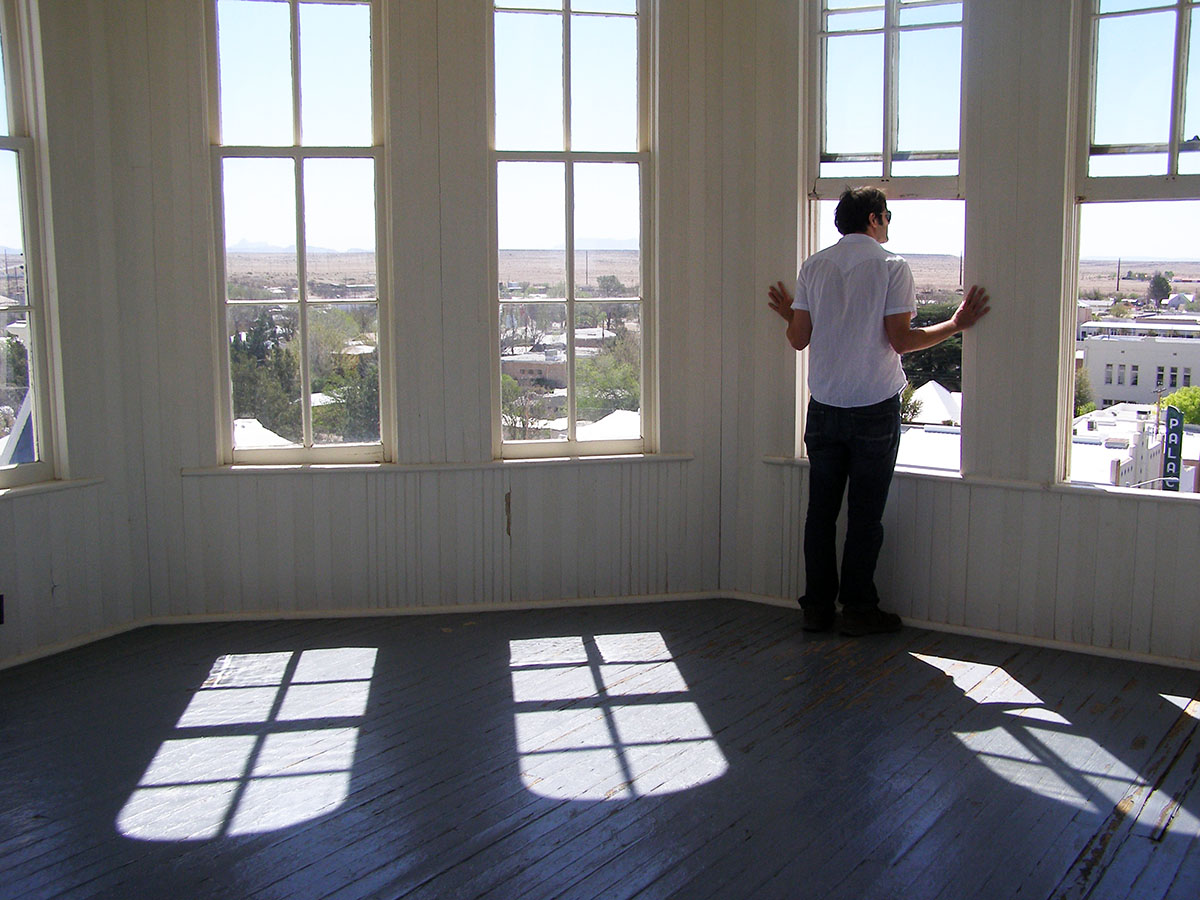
[833,187,888,235]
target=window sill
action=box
[0,476,104,500]
[182,453,693,478]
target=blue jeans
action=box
[801,395,901,613]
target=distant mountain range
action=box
[227,239,372,254]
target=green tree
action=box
[1149,271,1171,303]
[5,336,28,389]
[576,329,640,420]
[229,310,302,442]
[901,302,963,391]
[500,374,553,440]
[596,274,627,296]
[1074,366,1095,417]
[1107,300,1132,318]
[900,382,922,424]
[1162,385,1200,424]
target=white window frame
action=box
[0,0,56,489]
[1078,0,1200,202]
[810,0,965,203]
[489,0,656,460]
[206,0,390,465]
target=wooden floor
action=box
[2,599,1200,900]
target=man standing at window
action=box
[768,187,990,635]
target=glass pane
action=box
[0,309,36,465]
[898,3,962,26]
[1185,9,1200,147]
[826,0,881,10]
[0,152,26,307]
[1179,148,1200,174]
[574,163,639,298]
[300,2,372,146]
[819,160,882,178]
[0,20,8,136]
[1088,152,1168,176]
[892,158,958,176]
[571,14,637,151]
[816,199,966,472]
[825,33,884,155]
[1093,12,1174,147]
[495,11,564,151]
[500,301,568,442]
[223,158,298,302]
[498,162,566,299]
[304,158,376,300]
[496,0,561,8]
[827,9,884,31]
[1073,200,1200,493]
[218,0,293,146]
[228,304,302,448]
[309,303,379,445]
[1099,0,1171,12]
[897,27,961,154]
[575,301,640,440]
[572,1,636,12]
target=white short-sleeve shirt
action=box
[792,233,917,408]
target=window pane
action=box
[309,303,379,445]
[300,2,372,146]
[304,158,376,300]
[819,160,882,178]
[1088,152,1168,177]
[818,198,966,472]
[229,304,302,448]
[498,162,566,299]
[500,301,568,442]
[827,9,884,31]
[1093,12,1174,147]
[218,0,293,146]
[898,3,962,26]
[572,1,635,12]
[223,158,298,302]
[575,301,640,440]
[574,163,639,298]
[1184,8,1200,147]
[0,309,36,465]
[1099,0,1170,12]
[0,152,25,307]
[1179,148,1200,174]
[1073,200,1200,492]
[496,0,560,8]
[892,158,958,176]
[571,14,637,151]
[495,11,564,151]
[825,33,884,155]
[897,26,961,154]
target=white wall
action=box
[4,0,1200,670]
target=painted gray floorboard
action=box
[1,599,1199,900]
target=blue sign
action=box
[1162,405,1183,492]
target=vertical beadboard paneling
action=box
[908,479,936,622]
[1149,499,1186,660]
[1091,494,1135,651]
[964,485,1004,631]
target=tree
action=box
[1149,271,1171,303]
[900,383,922,424]
[596,274,627,296]
[500,374,553,440]
[1074,366,1095,417]
[576,329,640,420]
[901,302,963,391]
[1162,385,1200,425]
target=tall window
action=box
[211,0,385,463]
[492,0,650,458]
[0,0,53,487]
[1071,1,1200,493]
[811,1,965,472]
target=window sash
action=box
[0,0,55,488]
[208,0,388,464]
[813,0,963,199]
[490,1,653,459]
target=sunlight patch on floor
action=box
[510,632,728,800]
[117,648,376,841]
